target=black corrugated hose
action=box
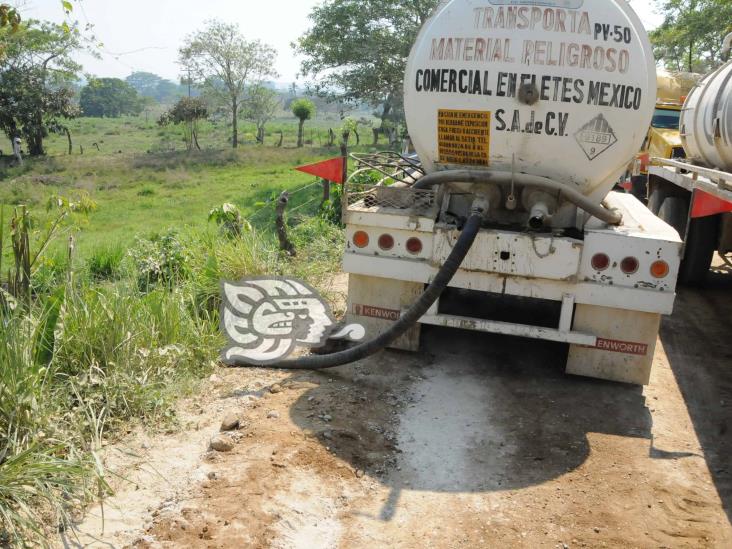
[228,212,483,370]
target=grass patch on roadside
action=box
[0,115,359,544]
[0,214,344,544]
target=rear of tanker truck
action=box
[342,0,683,386]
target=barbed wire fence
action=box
[246,178,339,254]
[246,179,324,223]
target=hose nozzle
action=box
[523,190,557,230]
[528,202,551,229]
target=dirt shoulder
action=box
[62,271,732,549]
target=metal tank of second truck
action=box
[680,34,732,171]
[340,0,683,386]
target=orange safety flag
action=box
[294,157,345,184]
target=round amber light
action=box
[591,253,610,271]
[378,234,394,250]
[353,231,369,248]
[650,260,670,279]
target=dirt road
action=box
[63,263,732,548]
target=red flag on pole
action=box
[294,157,345,184]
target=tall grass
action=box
[0,204,343,544]
[0,311,98,545]
[86,244,125,281]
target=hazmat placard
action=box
[437,109,490,166]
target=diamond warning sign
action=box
[575,114,618,161]
[438,109,491,166]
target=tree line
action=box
[0,0,729,157]
[651,0,732,73]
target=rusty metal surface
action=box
[346,183,437,216]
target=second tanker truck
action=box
[340,0,681,386]
[646,33,732,284]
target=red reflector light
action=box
[378,234,394,250]
[620,256,639,274]
[406,237,423,255]
[591,253,610,271]
[353,231,369,248]
[650,260,670,278]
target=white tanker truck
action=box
[339,0,681,386]
[646,33,732,284]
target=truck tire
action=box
[679,215,719,285]
[658,196,688,238]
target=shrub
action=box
[208,203,250,238]
[128,231,191,291]
[0,194,346,542]
[288,216,344,295]
[319,183,344,227]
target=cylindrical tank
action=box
[657,69,701,106]
[680,60,732,171]
[404,0,656,205]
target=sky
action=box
[25,0,665,84]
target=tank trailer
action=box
[341,0,681,385]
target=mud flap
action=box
[567,304,660,385]
[346,273,422,351]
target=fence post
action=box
[320,178,330,208]
[275,191,296,256]
[340,142,348,184]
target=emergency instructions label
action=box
[438,109,491,166]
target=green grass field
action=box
[43,111,371,156]
[0,114,385,544]
[1,114,377,262]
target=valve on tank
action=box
[523,190,558,230]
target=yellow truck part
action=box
[630,70,701,199]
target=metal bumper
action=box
[343,253,677,315]
[418,293,596,346]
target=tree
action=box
[80,78,144,117]
[243,85,281,144]
[155,79,185,103]
[179,20,277,148]
[0,4,20,29]
[651,0,732,72]
[0,4,21,60]
[295,0,438,128]
[158,96,208,151]
[0,20,82,155]
[291,99,315,148]
[340,117,358,146]
[125,71,163,97]
[126,71,185,104]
